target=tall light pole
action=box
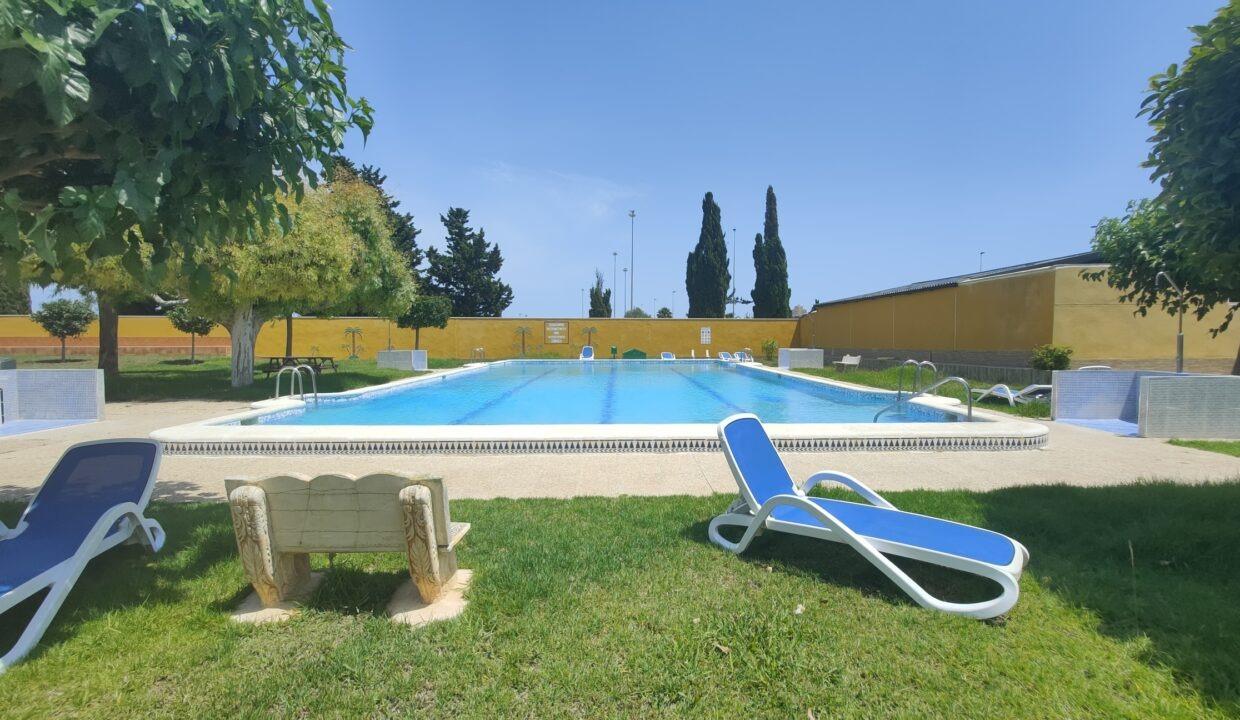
[580,288,585,318]
[731,226,737,317]
[979,251,986,271]
[1156,271,1186,373]
[628,210,636,312]
[672,289,677,318]
[611,251,618,318]
[622,267,628,316]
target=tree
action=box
[166,304,215,364]
[425,208,513,317]
[588,270,612,318]
[1120,4,1240,374]
[656,307,672,319]
[792,304,807,318]
[685,192,730,318]
[514,326,532,357]
[752,186,791,318]
[398,295,452,349]
[624,307,650,319]
[330,157,422,275]
[0,0,373,284]
[31,298,95,361]
[181,176,415,387]
[0,267,30,314]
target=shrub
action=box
[761,339,778,363]
[1030,344,1073,371]
[31,299,96,361]
[624,307,650,319]
[656,307,672,318]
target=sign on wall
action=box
[699,326,712,345]
[545,321,568,344]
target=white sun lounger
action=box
[717,351,735,361]
[971,383,1051,406]
[660,352,675,360]
[708,415,1028,619]
[0,440,166,672]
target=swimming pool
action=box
[152,360,1049,455]
[250,360,950,426]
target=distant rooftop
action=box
[812,251,1105,309]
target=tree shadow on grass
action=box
[977,481,1240,714]
[0,502,237,663]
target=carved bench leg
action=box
[399,484,449,603]
[229,486,311,606]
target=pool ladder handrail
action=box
[0,387,5,424]
[875,375,973,422]
[273,364,319,407]
[895,359,938,401]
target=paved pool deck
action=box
[0,400,1236,503]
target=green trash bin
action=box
[622,348,647,360]
[610,345,618,359]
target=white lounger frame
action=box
[971,383,1051,406]
[708,417,1028,620]
[0,439,167,673]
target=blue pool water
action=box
[250,361,957,426]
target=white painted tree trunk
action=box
[228,305,261,388]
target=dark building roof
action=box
[812,251,1105,309]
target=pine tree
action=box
[758,186,791,318]
[750,232,768,316]
[588,270,612,318]
[685,192,730,318]
[425,208,514,317]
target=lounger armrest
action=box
[800,471,895,509]
[0,519,10,540]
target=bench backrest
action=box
[224,473,451,553]
[840,354,861,364]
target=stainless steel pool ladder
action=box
[874,376,973,422]
[895,359,938,401]
[0,387,5,424]
[273,364,320,407]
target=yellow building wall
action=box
[1052,267,1238,364]
[893,287,957,350]
[0,314,797,360]
[954,271,1055,351]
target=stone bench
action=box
[225,472,470,625]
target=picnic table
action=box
[259,356,339,378]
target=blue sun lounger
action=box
[579,345,595,360]
[660,351,676,360]
[0,439,166,672]
[708,415,1028,619]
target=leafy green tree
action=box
[624,306,650,319]
[685,192,730,318]
[0,267,30,314]
[181,176,415,386]
[752,186,791,318]
[1108,4,1240,374]
[398,295,452,349]
[166,304,215,363]
[656,307,672,319]
[330,156,422,275]
[0,0,372,284]
[425,208,513,317]
[31,298,95,361]
[588,270,612,318]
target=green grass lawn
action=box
[9,355,470,403]
[793,366,1052,419]
[1169,439,1240,458]
[2,483,1238,718]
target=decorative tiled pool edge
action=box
[162,432,1046,456]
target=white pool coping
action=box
[150,360,1049,455]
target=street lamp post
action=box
[979,251,986,271]
[622,268,628,316]
[1156,271,1186,373]
[672,290,677,318]
[611,251,618,318]
[628,210,636,313]
[731,227,737,317]
[581,288,586,319]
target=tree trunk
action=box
[285,316,294,357]
[1232,343,1239,376]
[97,295,119,376]
[228,305,260,388]
[190,333,197,363]
[60,337,67,362]
[414,327,420,350]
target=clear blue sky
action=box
[34,1,1226,315]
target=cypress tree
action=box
[425,208,514,317]
[685,192,730,318]
[761,185,791,318]
[750,232,768,317]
